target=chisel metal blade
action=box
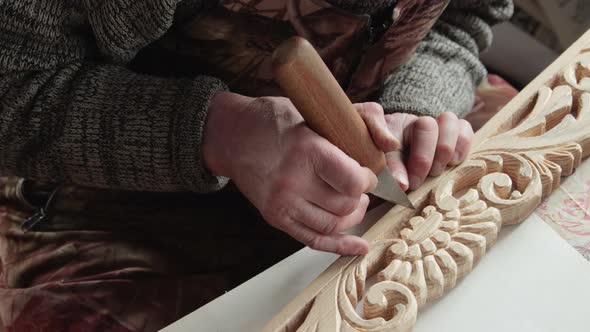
[372,168,415,209]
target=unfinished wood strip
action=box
[263,29,590,332]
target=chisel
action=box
[272,36,415,209]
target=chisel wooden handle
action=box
[272,37,386,174]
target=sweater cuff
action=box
[378,33,486,118]
[176,75,229,193]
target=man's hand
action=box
[203,93,474,256]
[203,92,377,256]
[356,103,474,191]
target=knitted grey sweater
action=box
[0,0,513,193]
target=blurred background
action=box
[482,0,590,88]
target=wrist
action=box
[202,91,253,177]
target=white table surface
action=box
[162,206,590,332]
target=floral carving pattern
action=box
[265,41,590,332]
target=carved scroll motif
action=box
[265,37,590,332]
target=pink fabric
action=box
[0,183,301,332]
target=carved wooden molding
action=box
[263,30,590,332]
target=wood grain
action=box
[263,29,590,332]
[272,36,387,174]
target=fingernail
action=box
[430,161,444,176]
[354,242,369,256]
[394,172,409,190]
[409,175,422,190]
[451,151,462,165]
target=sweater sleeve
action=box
[378,0,514,118]
[0,0,229,192]
[0,65,228,192]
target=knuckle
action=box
[337,241,349,255]
[375,133,396,152]
[342,177,365,196]
[412,154,433,169]
[355,102,381,117]
[437,111,458,122]
[365,102,383,115]
[385,113,397,126]
[293,134,320,156]
[335,198,359,216]
[262,196,288,226]
[386,113,414,126]
[275,96,291,104]
[308,236,324,251]
[320,218,339,235]
[273,176,298,196]
[262,188,298,228]
[311,143,343,174]
[255,96,274,104]
[252,96,278,111]
[257,95,290,106]
[415,116,438,131]
[436,143,455,158]
[253,96,302,125]
[292,228,313,247]
[297,230,319,249]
